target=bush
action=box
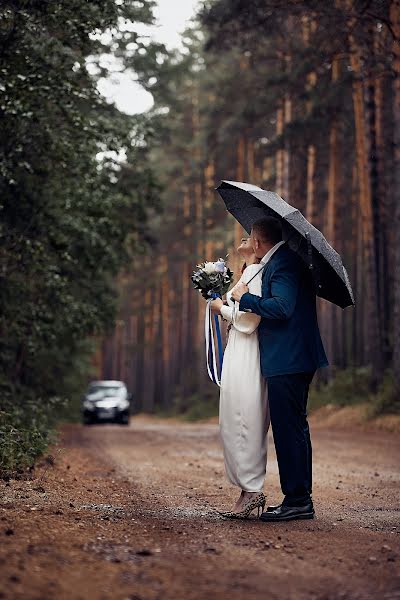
[156,379,219,422]
[368,371,400,417]
[309,367,372,411]
[309,367,400,417]
[0,393,60,478]
[178,393,219,422]
[0,339,96,478]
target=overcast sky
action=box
[97,0,200,115]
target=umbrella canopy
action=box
[216,180,355,309]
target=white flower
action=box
[203,262,217,274]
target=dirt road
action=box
[0,416,399,600]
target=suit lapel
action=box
[262,244,286,282]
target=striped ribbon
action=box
[205,294,224,386]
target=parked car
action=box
[82,380,131,425]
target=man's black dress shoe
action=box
[266,504,281,512]
[260,503,314,522]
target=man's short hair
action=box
[252,217,282,245]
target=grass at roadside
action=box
[0,399,58,478]
[309,368,400,417]
[158,368,400,423]
[0,391,82,479]
[2,368,398,478]
[156,394,219,422]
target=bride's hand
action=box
[210,298,223,314]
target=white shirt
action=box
[220,240,285,321]
[260,240,285,266]
[234,240,286,313]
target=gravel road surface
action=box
[0,416,399,599]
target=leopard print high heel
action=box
[219,492,266,519]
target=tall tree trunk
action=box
[182,185,196,397]
[275,104,285,197]
[129,314,138,401]
[324,55,341,377]
[357,217,365,366]
[348,26,384,388]
[390,0,400,389]
[282,23,293,200]
[346,163,357,367]
[282,94,292,200]
[234,135,246,273]
[180,260,190,396]
[90,336,103,379]
[373,28,390,365]
[262,156,273,187]
[142,285,155,412]
[247,140,255,183]
[195,179,204,353]
[302,15,317,224]
[120,320,126,383]
[160,256,171,408]
[305,144,316,224]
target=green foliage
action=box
[309,368,400,417]
[309,367,373,411]
[178,394,219,422]
[157,381,219,422]
[0,0,160,474]
[0,393,59,477]
[367,372,400,417]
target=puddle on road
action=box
[78,502,221,522]
[79,503,128,521]
[137,506,221,521]
[80,503,125,512]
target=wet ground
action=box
[0,416,399,599]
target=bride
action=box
[210,237,270,518]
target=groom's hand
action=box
[231,282,249,303]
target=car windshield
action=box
[87,385,124,397]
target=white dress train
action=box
[219,263,270,492]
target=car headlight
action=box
[117,399,129,411]
[83,400,95,411]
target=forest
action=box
[101,0,400,417]
[1,0,399,471]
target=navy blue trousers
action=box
[266,372,315,506]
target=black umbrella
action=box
[216,180,355,309]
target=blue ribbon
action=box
[207,311,218,385]
[204,292,224,386]
[211,293,224,374]
[205,293,225,386]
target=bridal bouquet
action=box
[191,257,233,387]
[191,258,233,300]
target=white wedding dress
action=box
[219,263,270,492]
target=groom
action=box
[231,217,328,521]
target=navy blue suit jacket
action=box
[239,244,328,378]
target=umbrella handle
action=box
[305,231,322,292]
[305,232,313,271]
